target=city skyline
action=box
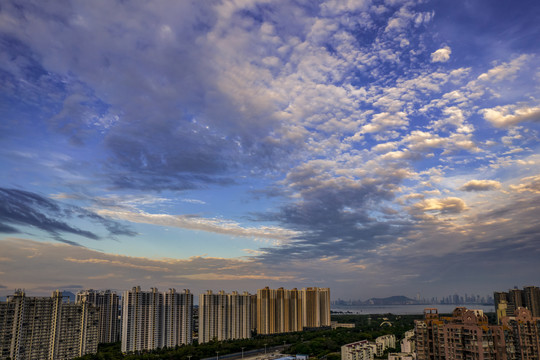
[1,0,540,300]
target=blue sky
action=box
[1,0,539,300]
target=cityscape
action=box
[1,0,540,359]
[1,285,539,359]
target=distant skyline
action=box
[1,0,539,300]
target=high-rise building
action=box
[257,286,276,335]
[415,306,540,360]
[501,307,540,360]
[250,294,258,333]
[121,287,192,353]
[76,289,120,343]
[164,288,193,348]
[256,286,330,335]
[524,286,540,318]
[229,291,252,340]
[495,286,540,323]
[198,290,252,343]
[0,290,99,360]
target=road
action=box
[202,344,289,360]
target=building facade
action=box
[341,340,376,360]
[415,306,540,360]
[400,329,415,354]
[256,287,330,335]
[375,334,396,356]
[198,290,252,343]
[0,290,99,360]
[501,307,540,360]
[495,286,540,323]
[76,289,120,344]
[121,287,192,353]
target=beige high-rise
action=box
[198,290,252,343]
[256,286,330,335]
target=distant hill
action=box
[365,296,417,305]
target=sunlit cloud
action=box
[460,180,502,192]
[431,46,451,63]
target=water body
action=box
[331,304,495,315]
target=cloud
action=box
[481,104,540,127]
[0,188,136,244]
[509,175,540,194]
[361,112,409,133]
[460,180,502,192]
[95,209,298,242]
[2,0,540,299]
[413,197,468,214]
[65,257,170,272]
[477,54,530,82]
[431,46,451,63]
[0,238,308,296]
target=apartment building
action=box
[495,286,540,322]
[76,289,120,343]
[256,286,330,335]
[121,287,192,353]
[0,290,99,360]
[342,339,376,360]
[198,290,252,343]
[415,306,540,360]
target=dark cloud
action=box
[0,188,135,244]
[257,164,412,262]
[0,223,20,233]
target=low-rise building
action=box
[342,340,376,360]
[331,320,355,329]
[375,334,396,356]
[388,352,414,360]
[400,329,415,354]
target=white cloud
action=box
[481,104,540,127]
[96,209,298,242]
[431,46,451,63]
[361,112,408,133]
[477,54,530,82]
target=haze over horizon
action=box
[1,0,539,300]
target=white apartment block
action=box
[0,290,99,360]
[121,287,192,353]
[76,289,120,344]
[388,352,415,360]
[164,288,193,347]
[375,334,396,356]
[198,290,252,343]
[342,340,375,360]
[400,329,415,354]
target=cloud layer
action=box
[1,0,540,298]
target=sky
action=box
[1,0,539,301]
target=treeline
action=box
[75,313,420,360]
